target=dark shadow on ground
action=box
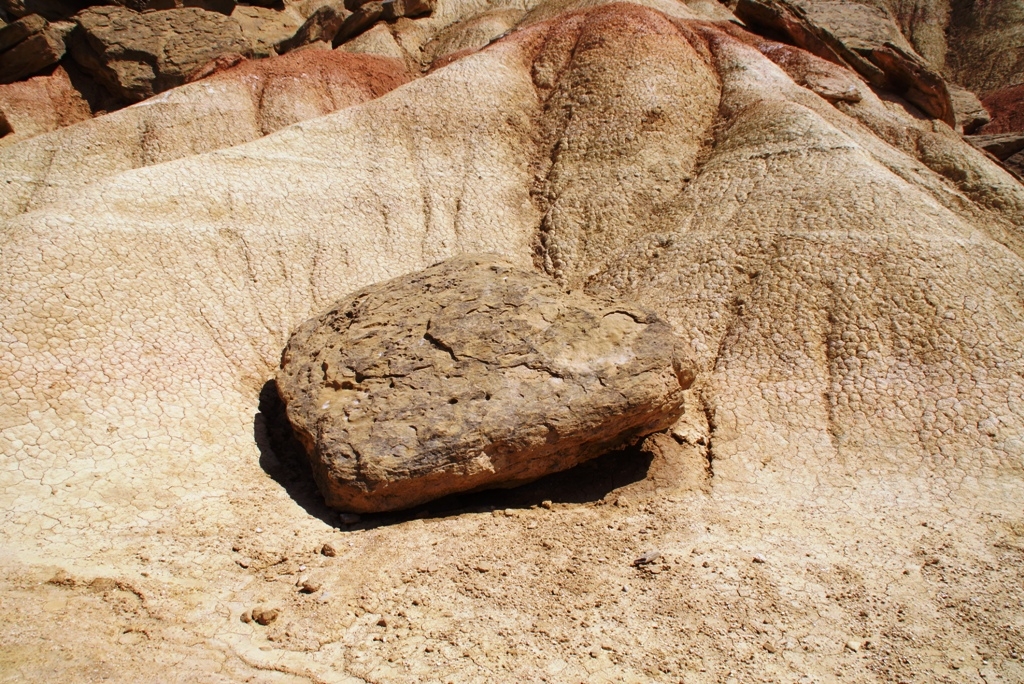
[256,379,653,530]
[255,379,339,527]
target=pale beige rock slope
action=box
[1,0,1023,681]
[0,48,410,218]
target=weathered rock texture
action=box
[0,48,409,216]
[110,0,237,14]
[0,64,93,142]
[981,83,1024,134]
[278,254,693,512]
[0,0,84,21]
[943,0,1024,94]
[68,6,252,102]
[230,5,302,57]
[2,0,1024,680]
[0,14,66,83]
[734,0,955,125]
[276,0,348,52]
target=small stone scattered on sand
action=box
[632,550,662,566]
[252,607,279,625]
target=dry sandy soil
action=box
[2,0,1024,681]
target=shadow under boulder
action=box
[256,378,659,528]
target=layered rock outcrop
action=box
[278,254,693,512]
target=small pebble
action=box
[255,527,263,534]
[541,500,553,509]
[632,550,662,567]
[236,558,251,569]
[321,543,337,557]
[240,610,252,624]
[252,607,279,626]
[845,639,862,653]
[299,579,321,594]
[752,554,766,564]
[527,521,538,529]
[90,578,118,592]
[475,563,493,573]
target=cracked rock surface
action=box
[68,6,253,102]
[0,48,410,218]
[278,254,693,512]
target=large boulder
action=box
[0,14,66,83]
[275,0,347,53]
[230,4,301,57]
[331,0,381,45]
[108,0,236,15]
[68,6,251,102]
[277,254,694,513]
[329,0,433,47]
[0,12,46,52]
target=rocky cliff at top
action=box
[2,0,1024,680]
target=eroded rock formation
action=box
[1,0,1024,679]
